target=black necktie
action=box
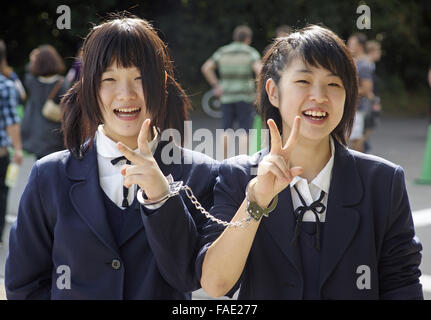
[111,156,131,208]
[291,185,326,251]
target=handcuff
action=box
[245,180,278,221]
[137,174,183,208]
[137,175,279,227]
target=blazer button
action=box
[111,259,121,270]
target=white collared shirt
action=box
[289,137,335,222]
[96,125,159,209]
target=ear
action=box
[265,78,279,109]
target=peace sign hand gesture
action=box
[117,119,170,201]
[249,116,303,208]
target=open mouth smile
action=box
[113,106,142,120]
[301,109,329,122]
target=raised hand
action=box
[250,116,303,208]
[117,119,169,201]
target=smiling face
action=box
[98,63,149,146]
[266,57,346,144]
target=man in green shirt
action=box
[201,25,261,158]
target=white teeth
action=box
[116,107,140,113]
[304,110,327,117]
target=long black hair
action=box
[61,14,191,158]
[256,25,358,145]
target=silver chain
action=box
[181,185,252,228]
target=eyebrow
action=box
[295,69,338,77]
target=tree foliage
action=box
[2,0,430,112]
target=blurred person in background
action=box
[428,59,431,122]
[21,45,70,159]
[65,45,82,85]
[0,41,23,246]
[363,40,382,153]
[263,25,293,55]
[0,40,27,115]
[201,25,262,158]
[347,33,374,153]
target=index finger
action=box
[137,118,152,155]
[117,142,142,165]
[267,119,282,154]
[282,116,301,154]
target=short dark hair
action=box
[30,45,65,77]
[350,32,367,50]
[256,25,358,146]
[0,40,6,63]
[233,25,252,42]
[61,14,191,158]
[0,40,13,78]
[365,40,381,53]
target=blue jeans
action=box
[221,101,254,131]
[0,154,9,241]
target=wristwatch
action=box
[245,180,278,221]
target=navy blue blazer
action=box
[196,139,423,299]
[6,140,218,299]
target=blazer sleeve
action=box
[5,163,55,299]
[195,159,251,298]
[140,161,219,293]
[379,165,424,300]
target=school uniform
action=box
[196,137,423,300]
[5,131,218,299]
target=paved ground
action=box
[1,112,430,300]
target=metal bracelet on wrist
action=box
[136,177,261,228]
[137,181,183,206]
[245,180,278,221]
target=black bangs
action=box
[62,15,190,157]
[298,29,349,83]
[257,24,358,146]
[80,17,167,120]
[98,20,148,75]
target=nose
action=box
[116,79,137,100]
[309,83,328,104]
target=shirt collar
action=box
[290,136,335,194]
[37,75,62,84]
[95,124,159,159]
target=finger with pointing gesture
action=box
[117,119,169,201]
[251,116,303,208]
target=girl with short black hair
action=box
[6,15,218,300]
[198,25,423,300]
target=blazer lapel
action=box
[319,141,362,290]
[154,140,184,181]
[262,187,303,278]
[66,144,118,254]
[116,140,184,247]
[253,149,302,277]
